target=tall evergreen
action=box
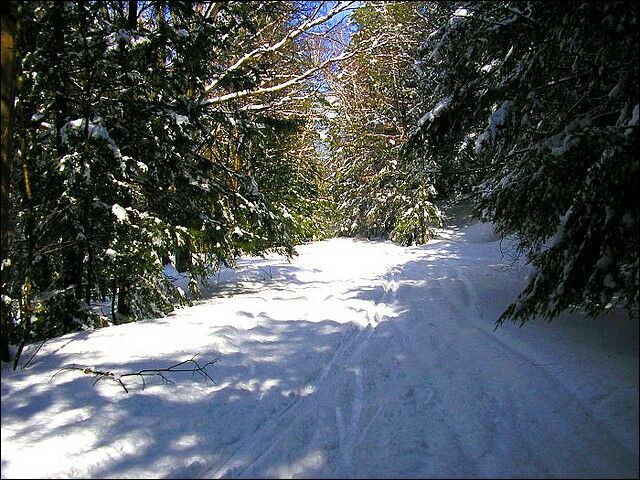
[326,2,442,245]
[405,1,639,323]
[3,1,338,360]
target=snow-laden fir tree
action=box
[325,2,442,245]
[406,1,639,323]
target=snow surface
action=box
[2,225,638,479]
[417,96,452,127]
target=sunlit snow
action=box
[2,224,638,478]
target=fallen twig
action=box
[21,339,47,370]
[51,354,219,394]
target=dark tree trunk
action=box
[127,0,137,29]
[52,3,67,156]
[52,3,83,331]
[117,280,131,317]
[175,237,192,273]
[1,1,19,363]
[14,107,34,370]
[79,1,94,307]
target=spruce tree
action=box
[326,2,442,245]
[406,1,639,323]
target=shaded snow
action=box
[417,96,452,127]
[2,227,638,479]
[461,221,501,244]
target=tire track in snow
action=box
[332,266,404,469]
[234,324,374,478]
[207,325,362,478]
[234,270,397,475]
[335,367,363,467]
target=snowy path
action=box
[2,225,638,478]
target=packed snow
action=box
[1,223,638,479]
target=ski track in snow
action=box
[1,225,638,479]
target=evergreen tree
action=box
[406,1,639,323]
[326,2,442,245]
[3,1,349,362]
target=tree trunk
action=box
[111,279,117,324]
[79,0,94,307]
[1,1,19,363]
[52,2,67,155]
[117,281,131,318]
[52,3,83,330]
[127,0,137,29]
[154,1,166,68]
[175,237,192,273]
[14,106,33,370]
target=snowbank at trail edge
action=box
[462,220,501,243]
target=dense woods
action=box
[1,1,638,365]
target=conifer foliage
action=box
[1,1,345,363]
[406,1,639,323]
[326,2,442,245]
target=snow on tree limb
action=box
[203,1,355,95]
[201,51,355,106]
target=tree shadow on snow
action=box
[2,248,638,479]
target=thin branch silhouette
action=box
[51,354,219,394]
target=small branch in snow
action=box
[20,339,47,370]
[518,359,555,367]
[51,355,219,394]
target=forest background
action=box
[1,1,637,367]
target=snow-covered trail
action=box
[2,225,638,478]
